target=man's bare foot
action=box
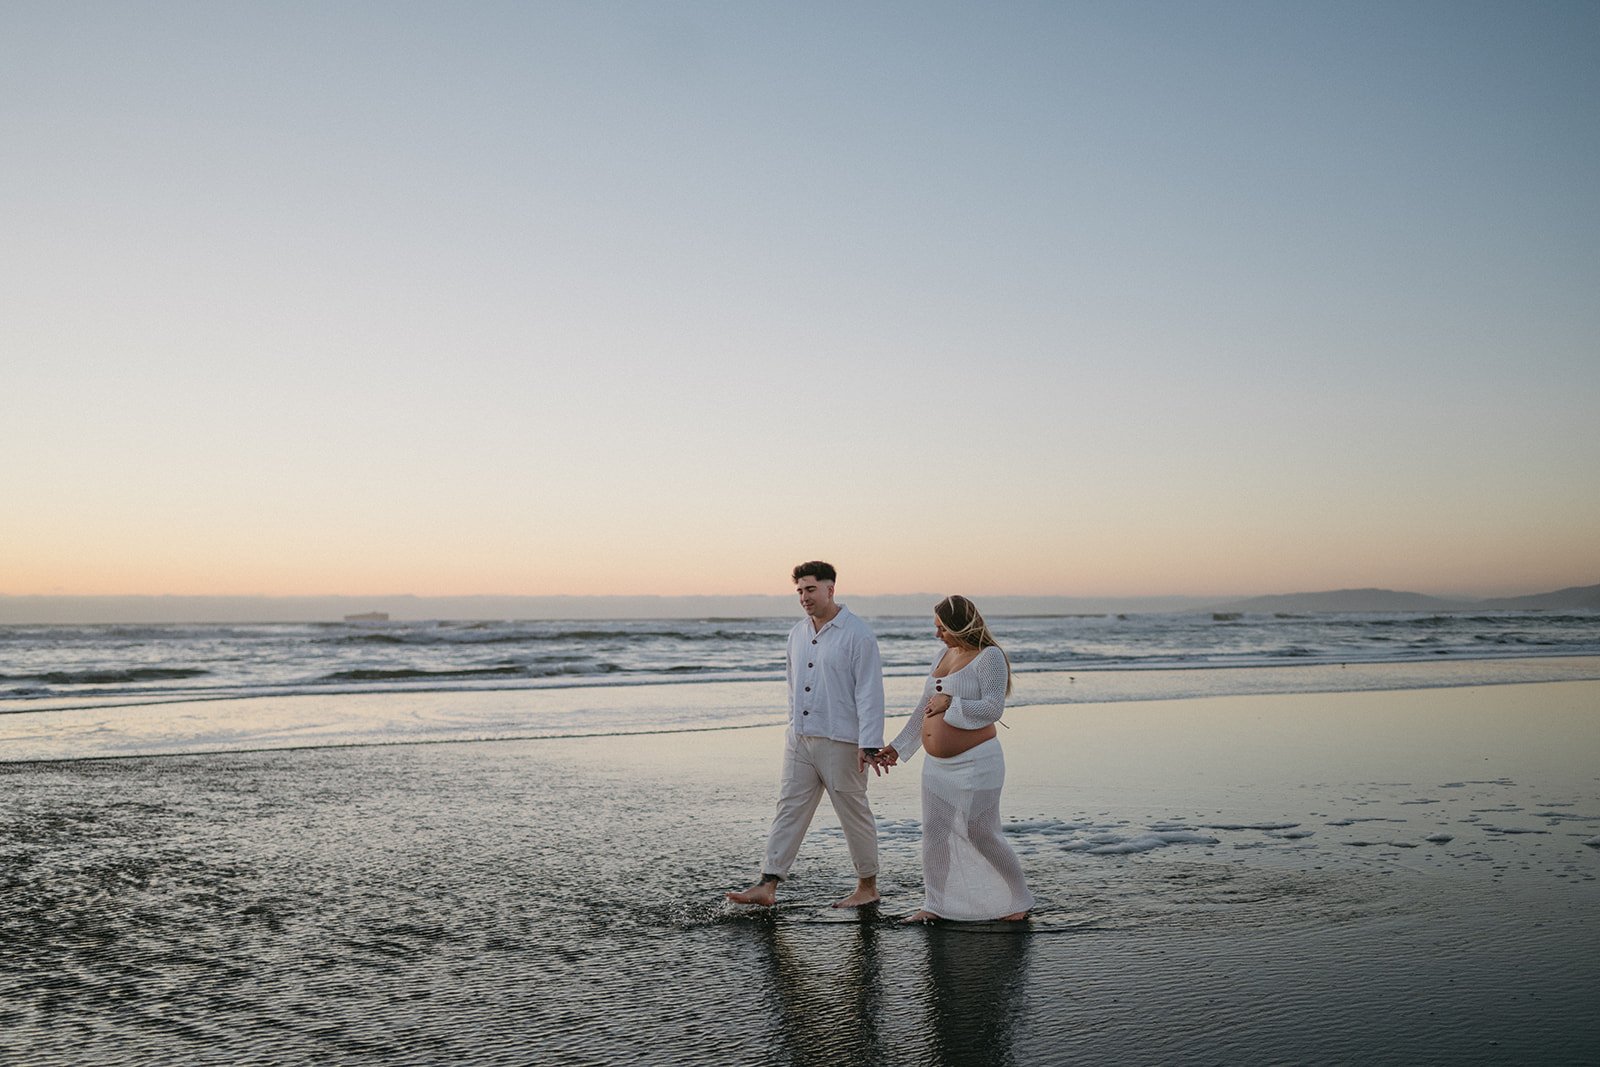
[833,880,879,908]
[900,910,939,924]
[726,879,778,906]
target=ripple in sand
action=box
[1531,810,1600,821]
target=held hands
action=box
[860,746,900,775]
[859,696,948,776]
[860,745,899,775]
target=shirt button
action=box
[812,639,818,645]
[935,684,943,691]
[802,710,809,716]
[804,686,811,692]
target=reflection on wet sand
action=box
[923,925,1032,1067]
[745,918,888,1066]
[740,915,1031,1066]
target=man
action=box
[727,561,887,908]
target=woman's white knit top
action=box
[889,644,1009,759]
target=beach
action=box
[3,671,1597,1065]
[10,1,1599,1059]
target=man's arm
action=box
[784,624,799,722]
[854,628,886,749]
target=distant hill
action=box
[1210,588,1475,613]
[1477,583,1600,611]
[1212,583,1600,614]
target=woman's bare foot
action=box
[833,878,879,908]
[900,910,939,924]
[999,910,1030,921]
[726,878,778,906]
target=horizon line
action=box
[4,582,1595,601]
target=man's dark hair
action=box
[792,560,837,583]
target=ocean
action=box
[5,613,1599,1064]
[4,609,1600,762]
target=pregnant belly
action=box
[922,715,997,759]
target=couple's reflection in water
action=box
[744,911,1031,1067]
[920,923,1033,1066]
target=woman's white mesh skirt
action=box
[919,738,1035,920]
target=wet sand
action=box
[3,680,1598,1065]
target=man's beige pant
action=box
[762,732,878,880]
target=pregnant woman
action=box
[878,595,1033,922]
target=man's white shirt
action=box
[786,604,885,749]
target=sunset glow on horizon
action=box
[4,2,1596,603]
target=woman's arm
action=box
[885,689,931,762]
[941,646,1008,729]
[885,658,945,763]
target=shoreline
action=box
[5,677,1597,1064]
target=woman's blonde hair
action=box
[936,594,1012,696]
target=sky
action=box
[3,1,1597,601]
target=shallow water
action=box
[7,655,1600,763]
[8,611,1599,706]
[4,686,1598,1066]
